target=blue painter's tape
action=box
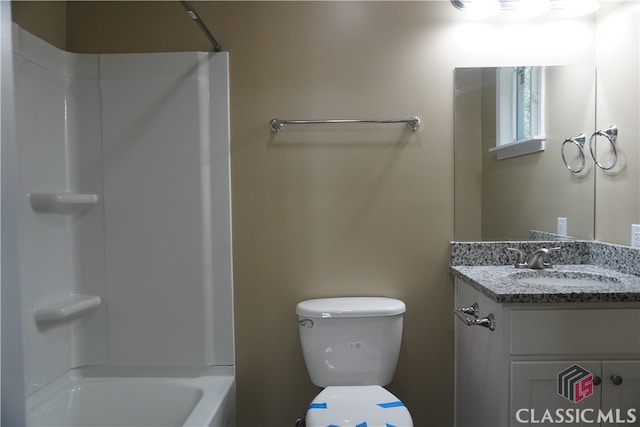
[386,424,397,427]
[377,401,406,408]
[327,425,340,427]
[308,402,327,409]
[355,423,368,427]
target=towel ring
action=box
[561,133,586,173]
[589,125,618,171]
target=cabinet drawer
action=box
[511,308,640,355]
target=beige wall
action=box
[203,4,457,425]
[594,1,640,245]
[12,1,636,426]
[454,68,483,241]
[11,1,67,49]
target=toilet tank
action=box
[296,297,406,387]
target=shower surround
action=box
[12,24,234,425]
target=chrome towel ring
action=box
[561,133,586,173]
[589,125,618,171]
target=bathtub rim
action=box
[26,365,236,427]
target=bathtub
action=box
[26,367,235,427]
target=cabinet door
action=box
[601,361,640,426]
[511,361,601,427]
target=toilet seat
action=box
[305,385,413,427]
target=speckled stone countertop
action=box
[450,240,640,303]
[451,264,640,303]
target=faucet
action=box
[507,247,561,269]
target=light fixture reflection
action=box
[453,0,501,17]
[561,0,600,16]
[451,0,600,16]
[467,0,502,17]
[511,0,551,18]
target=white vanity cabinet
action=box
[454,278,640,427]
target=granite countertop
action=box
[450,264,640,304]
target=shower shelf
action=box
[29,192,99,213]
[34,294,102,323]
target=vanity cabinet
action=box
[512,361,640,426]
[454,278,640,427]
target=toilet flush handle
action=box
[298,319,314,328]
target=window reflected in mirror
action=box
[454,66,596,242]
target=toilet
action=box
[296,297,413,427]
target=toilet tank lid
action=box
[296,297,406,318]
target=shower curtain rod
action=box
[180,1,223,52]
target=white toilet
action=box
[296,297,413,427]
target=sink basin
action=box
[509,270,621,287]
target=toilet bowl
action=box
[296,297,413,427]
[306,385,412,427]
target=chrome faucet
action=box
[507,247,561,269]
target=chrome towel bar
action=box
[269,116,421,133]
[455,303,496,331]
[454,310,496,331]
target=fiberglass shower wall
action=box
[13,25,233,394]
[13,26,107,394]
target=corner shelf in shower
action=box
[34,294,102,323]
[29,192,99,214]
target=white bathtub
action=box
[26,367,235,427]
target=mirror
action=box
[454,66,596,241]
